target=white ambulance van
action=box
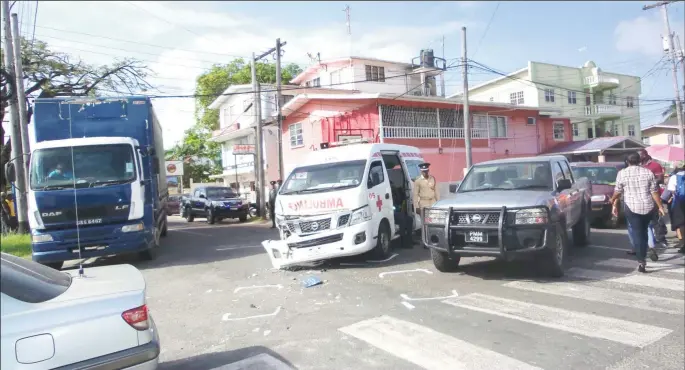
[263,140,426,269]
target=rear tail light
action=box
[122,304,149,331]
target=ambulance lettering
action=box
[288,198,344,212]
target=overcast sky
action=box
[3,1,683,148]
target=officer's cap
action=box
[418,163,431,171]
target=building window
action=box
[611,122,619,136]
[305,81,311,87]
[489,97,494,102]
[627,124,636,137]
[544,89,555,103]
[289,122,304,148]
[642,137,650,145]
[608,94,617,105]
[567,91,577,104]
[312,77,321,87]
[473,115,507,138]
[572,123,579,137]
[585,95,592,106]
[553,122,565,141]
[365,65,385,82]
[626,96,635,108]
[510,91,524,105]
[330,70,341,86]
[668,134,682,145]
[527,117,536,125]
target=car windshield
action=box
[30,144,136,190]
[206,188,238,198]
[572,166,618,185]
[458,162,554,192]
[280,159,366,195]
[1,252,72,303]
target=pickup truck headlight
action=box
[591,195,608,202]
[32,233,53,243]
[122,222,144,233]
[424,208,449,225]
[515,208,548,225]
[349,205,372,226]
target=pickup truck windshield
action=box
[280,160,366,195]
[459,162,554,192]
[30,144,136,190]
[206,188,238,198]
[572,166,618,186]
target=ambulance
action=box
[263,140,426,269]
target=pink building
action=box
[279,93,573,182]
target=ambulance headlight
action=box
[349,205,372,226]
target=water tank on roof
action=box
[420,49,435,68]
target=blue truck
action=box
[14,96,168,270]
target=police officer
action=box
[413,163,439,248]
[269,180,279,228]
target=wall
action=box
[642,128,680,145]
[469,70,536,106]
[350,61,418,95]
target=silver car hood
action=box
[433,190,552,209]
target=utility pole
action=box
[275,39,286,182]
[2,0,29,234]
[250,53,265,217]
[461,26,473,169]
[643,0,684,153]
[440,35,446,98]
[11,13,31,180]
[343,5,352,56]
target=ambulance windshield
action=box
[280,160,367,195]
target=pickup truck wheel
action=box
[431,249,461,272]
[185,208,194,222]
[239,214,248,222]
[541,224,566,278]
[206,208,216,224]
[372,222,391,259]
[572,205,591,247]
[42,261,64,270]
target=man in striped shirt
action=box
[610,153,666,273]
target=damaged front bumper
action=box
[262,221,376,269]
[422,206,555,260]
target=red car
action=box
[570,162,625,228]
[167,195,182,215]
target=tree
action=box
[661,100,682,120]
[169,58,302,186]
[1,37,154,188]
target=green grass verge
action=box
[1,233,32,258]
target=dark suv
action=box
[181,186,248,224]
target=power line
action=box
[29,0,37,50]
[471,1,500,58]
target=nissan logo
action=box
[310,222,319,231]
[471,214,483,223]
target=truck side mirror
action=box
[152,158,160,174]
[4,162,16,183]
[557,179,572,192]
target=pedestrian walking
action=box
[413,163,439,249]
[639,149,666,254]
[664,165,685,253]
[269,180,279,229]
[610,152,667,273]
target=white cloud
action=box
[21,1,479,149]
[614,14,683,56]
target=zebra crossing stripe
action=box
[442,293,672,348]
[339,315,543,370]
[503,280,684,315]
[596,259,685,274]
[608,274,685,292]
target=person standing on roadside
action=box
[664,165,685,253]
[610,153,667,273]
[269,180,279,229]
[413,163,439,249]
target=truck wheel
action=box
[206,208,215,224]
[372,222,391,259]
[541,224,566,278]
[160,216,168,237]
[239,214,248,222]
[572,205,591,247]
[42,261,64,270]
[431,249,461,272]
[140,230,160,261]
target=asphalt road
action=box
[72,215,685,370]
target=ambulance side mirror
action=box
[449,184,458,193]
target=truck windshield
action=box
[459,162,553,192]
[572,166,618,186]
[206,188,238,198]
[30,144,137,190]
[280,160,367,195]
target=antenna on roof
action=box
[343,5,352,57]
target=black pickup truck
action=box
[422,155,592,277]
[181,186,249,224]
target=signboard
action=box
[165,160,184,176]
[233,144,256,155]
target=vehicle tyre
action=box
[239,214,248,222]
[42,261,64,270]
[140,230,160,261]
[572,204,591,247]
[160,216,168,237]
[372,221,391,259]
[431,248,461,272]
[206,208,215,224]
[249,207,258,218]
[185,208,194,222]
[541,223,566,278]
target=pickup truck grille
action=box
[453,212,500,225]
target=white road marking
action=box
[588,245,630,252]
[234,284,284,293]
[214,353,292,370]
[565,267,624,280]
[173,229,213,237]
[442,293,672,348]
[378,268,433,279]
[608,274,685,292]
[504,280,684,315]
[339,315,543,370]
[367,253,399,263]
[400,290,459,302]
[596,259,685,274]
[658,253,685,261]
[216,245,262,251]
[401,301,415,310]
[221,306,282,321]
[339,253,400,266]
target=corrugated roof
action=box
[544,136,647,155]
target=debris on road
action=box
[401,301,416,310]
[302,276,323,288]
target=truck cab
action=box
[263,140,426,269]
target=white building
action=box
[455,61,642,141]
